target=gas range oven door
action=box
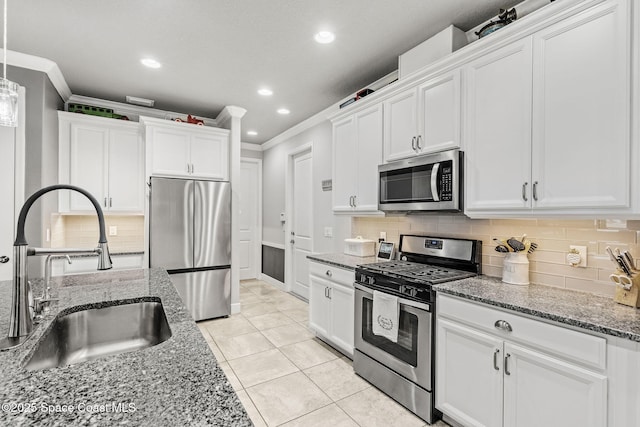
[354,283,432,390]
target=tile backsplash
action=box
[50,215,145,252]
[352,216,640,298]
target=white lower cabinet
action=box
[436,294,607,427]
[308,261,355,356]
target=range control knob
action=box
[367,276,375,285]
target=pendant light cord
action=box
[3,0,7,80]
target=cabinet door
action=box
[503,343,607,427]
[332,116,357,211]
[308,275,331,337]
[383,87,418,162]
[418,70,461,153]
[191,133,229,180]
[464,39,533,213]
[149,127,191,177]
[328,283,354,356]
[69,124,108,211]
[531,0,630,210]
[108,129,144,212]
[436,318,504,427]
[354,105,383,212]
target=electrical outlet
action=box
[324,227,333,238]
[109,226,118,236]
[568,245,587,267]
[379,231,387,241]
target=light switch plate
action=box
[324,227,333,238]
[109,226,118,236]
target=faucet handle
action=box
[0,255,9,263]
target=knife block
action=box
[613,269,640,308]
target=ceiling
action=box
[8,0,520,144]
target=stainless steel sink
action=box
[25,299,172,371]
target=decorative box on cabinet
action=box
[383,69,461,162]
[436,294,607,427]
[465,0,632,217]
[308,261,355,356]
[58,111,144,213]
[331,104,383,214]
[142,116,230,181]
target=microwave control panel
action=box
[439,160,453,201]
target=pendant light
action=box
[0,0,18,127]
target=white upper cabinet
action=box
[531,0,630,211]
[59,112,144,213]
[332,104,383,213]
[464,39,534,213]
[465,0,632,217]
[417,70,461,154]
[384,69,461,162]
[142,116,229,181]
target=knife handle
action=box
[615,256,632,277]
[623,251,636,271]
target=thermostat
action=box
[377,242,395,261]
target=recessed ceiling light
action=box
[258,88,273,96]
[247,130,258,136]
[141,58,162,69]
[314,31,335,44]
[277,108,290,115]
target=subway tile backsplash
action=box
[50,215,145,253]
[351,215,640,298]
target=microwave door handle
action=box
[431,162,440,202]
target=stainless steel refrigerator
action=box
[149,177,231,320]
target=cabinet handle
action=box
[191,164,195,174]
[326,270,332,277]
[504,353,512,375]
[522,182,528,202]
[324,287,329,298]
[533,181,539,201]
[416,135,422,151]
[104,197,108,207]
[109,197,112,208]
[411,136,417,152]
[494,320,513,332]
[327,287,331,299]
[352,195,356,207]
[0,255,9,263]
[493,349,500,371]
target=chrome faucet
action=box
[0,185,112,351]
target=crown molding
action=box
[1,49,72,100]
[241,142,262,152]
[216,105,247,127]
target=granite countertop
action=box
[307,253,378,270]
[0,268,251,426]
[434,275,640,343]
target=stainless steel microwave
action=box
[378,150,463,212]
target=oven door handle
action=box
[354,283,432,312]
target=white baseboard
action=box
[231,302,241,315]
[259,273,287,291]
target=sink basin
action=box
[25,299,172,371]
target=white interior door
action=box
[0,125,15,280]
[290,149,313,298]
[239,159,261,280]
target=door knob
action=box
[0,255,9,263]
[290,239,295,244]
[291,231,295,236]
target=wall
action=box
[7,66,64,276]
[261,120,351,282]
[352,215,640,297]
[241,146,262,159]
[262,120,350,253]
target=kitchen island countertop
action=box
[435,275,640,343]
[0,268,251,426]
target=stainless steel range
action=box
[354,234,482,424]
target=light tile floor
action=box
[197,279,449,427]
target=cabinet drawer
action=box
[437,294,606,370]
[309,261,355,288]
